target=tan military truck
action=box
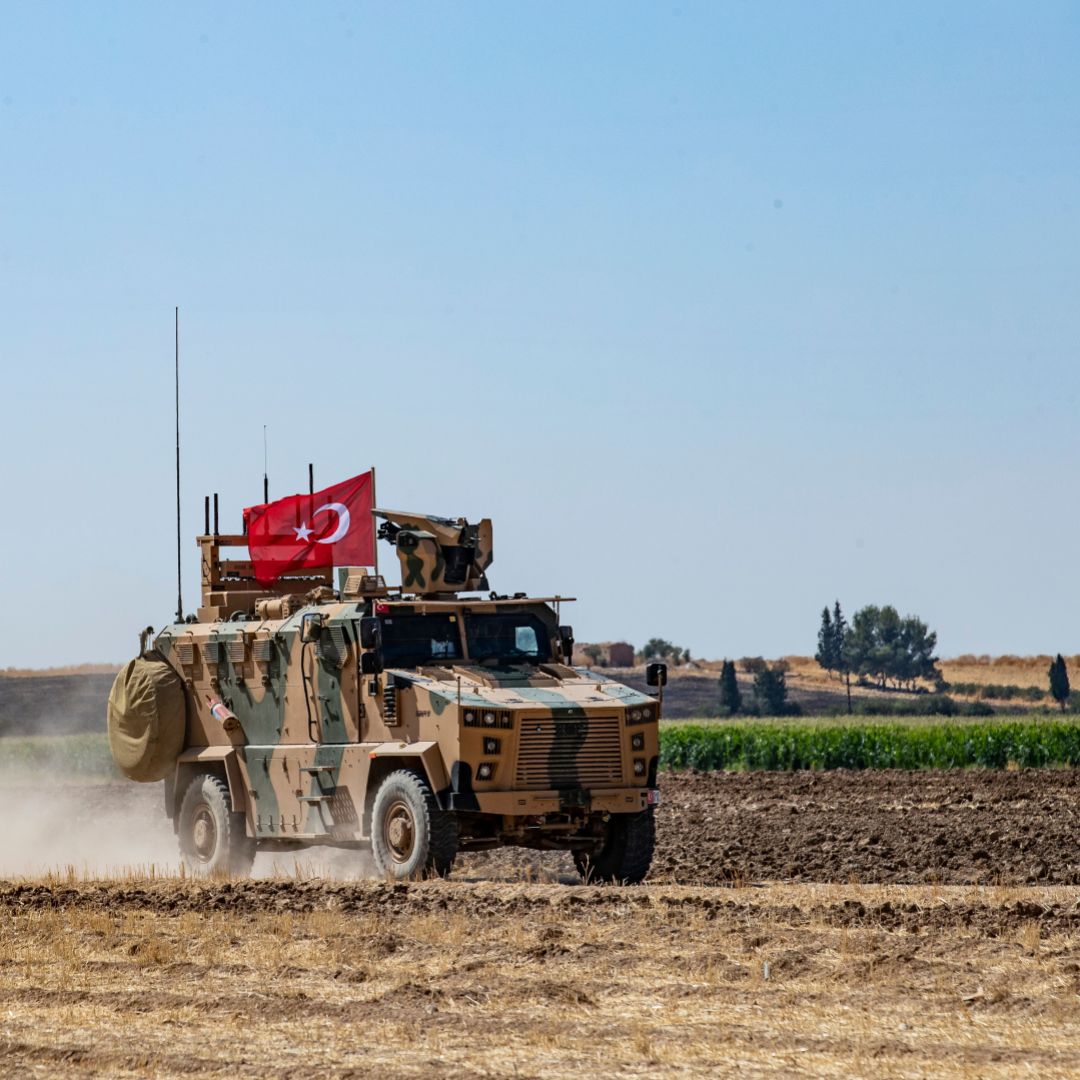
[108,507,665,881]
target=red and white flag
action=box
[243,471,375,584]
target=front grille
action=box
[514,714,622,789]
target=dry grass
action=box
[0,663,121,678]
[782,654,1076,695]
[1,878,1079,1077]
[940,656,1076,691]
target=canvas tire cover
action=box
[107,652,186,782]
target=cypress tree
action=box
[719,659,742,715]
[833,600,851,714]
[815,606,835,676]
[1049,654,1071,712]
[753,666,788,716]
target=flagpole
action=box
[174,306,183,624]
[371,465,378,575]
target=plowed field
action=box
[656,768,1080,886]
[6,767,1080,885]
[467,768,1080,887]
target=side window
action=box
[431,633,457,658]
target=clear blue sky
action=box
[1,2,1078,667]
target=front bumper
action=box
[450,786,660,815]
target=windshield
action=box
[465,613,552,664]
[380,614,462,666]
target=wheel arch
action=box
[363,742,449,835]
[169,748,249,830]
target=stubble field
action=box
[4,877,1080,1079]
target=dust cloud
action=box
[0,780,176,878]
[0,778,376,880]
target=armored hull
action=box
[111,508,663,880]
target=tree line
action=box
[818,603,1075,712]
[718,657,790,716]
[816,601,940,693]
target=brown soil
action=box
[462,768,1080,887]
[651,768,1080,887]
[12,768,1080,887]
[4,877,1080,939]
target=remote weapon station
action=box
[108,495,665,881]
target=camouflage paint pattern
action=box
[149,510,660,854]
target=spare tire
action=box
[107,651,187,782]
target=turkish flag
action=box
[243,471,375,584]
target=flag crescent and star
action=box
[243,470,375,584]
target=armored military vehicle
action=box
[108,504,665,882]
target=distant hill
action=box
[0,674,115,737]
[0,654,1066,736]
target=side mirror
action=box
[359,616,382,650]
[301,612,324,643]
[558,625,574,663]
[646,662,668,688]
[360,651,383,675]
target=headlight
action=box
[477,762,494,780]
[464,710,477,726]
[633,759,646,776]
[483,711,497,726]
[483,737,500,755]
[631,732,645,751]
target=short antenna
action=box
[263,425,269,503]
[174,306,183,623]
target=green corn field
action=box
[5,721,1080,780]
[659,719,1080,771]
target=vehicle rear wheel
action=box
[371,770,458,880]
[574,809,655,884]
[177,773,256,876]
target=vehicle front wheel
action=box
[574,809,655,884]
[177,772,256,876]
[371,770,458,880]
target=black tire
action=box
[371,770,458,880]
[177,773,256,876]
[574,809,655,884]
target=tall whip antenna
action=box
[175,306,183,623]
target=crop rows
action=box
[8,722,1080,779]
[659,720,1080,771]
